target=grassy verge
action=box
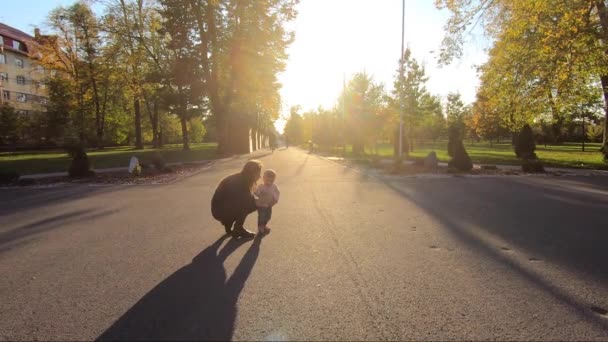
[317,141,607,170]
[0,143,218,175]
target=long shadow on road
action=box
[0,186,126,216]
[0,208,119,255]
[385,176,608,332]
[97,234,261,341]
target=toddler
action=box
[254,169,280,234]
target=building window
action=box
[0,72,7,82]
[12,40,20,50]
[15,58,23,68]
[0,36,3,45]
[0,54,5,64]
[2,90,9,100]
[16,76,25,85]
[17,93,27,102]
[36,65,44,73]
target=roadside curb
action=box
[16,149,274,182]
[312,152,608,180]
[0,149,274,190]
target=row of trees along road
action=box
[0,0,296,153]
[284,2,607,159]
[284,48,449,158]
[436,0,608,159]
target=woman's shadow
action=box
[98,234,261,341]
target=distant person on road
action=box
[254,169,280,235]
[211,160,262,238]
[269,134,277,152]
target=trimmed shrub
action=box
[515,124,536,159]
[522,159,545,173]
[66,145,95,178]
[0,171,19,184]
[370,155,382,168]
[447,125,460,158]
[424,151,439,171]
[447,125,473,171]
[516,124,545,172]
[390,158,404,174]
[150,152,169,172]
[18,178,36,186]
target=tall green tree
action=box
[390,48,443,154]
[340,72,386,155]
[436,0,608,159]
[180,0,298,155]
[44,2,107,146]
[0,105,18,145]
[284,106,304,146]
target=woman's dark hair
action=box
[241,159,263,191]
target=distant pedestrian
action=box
[211,160,262,238]
[270,135,277,152]
[254,169,280,235]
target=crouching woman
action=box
[211,160,262,238]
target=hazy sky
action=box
[2,0,489,132]
[276,0,490,129]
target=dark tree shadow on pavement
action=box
[0,208,119,255]
[97,234,261,341]
[0,186,127,215]
[384,177,608,332]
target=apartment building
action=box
[0,23,48,115]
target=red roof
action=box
[0,22,35,43]
[0,22,43,57]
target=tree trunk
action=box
[353,141,364,155]
[158,121,163,148]
[92,77,102,147]
[595,1,608,157]
[582,117,586,152]
[600,75,608,156]
[181,116,190,151]
[134,97,143,150]
[143,91,159,148]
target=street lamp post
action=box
[398,0,405,158]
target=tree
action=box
[0,105,18,145]
[390,48,434,155]
[340,72,386,155]
[44,3,109,147]
[436,0,608,160]
[514,124,536,159]
[447,124,473,171]
[157,0,205,151]
[45,76,75,144]
[180,0,298,155]
[418,93,445,142]
[103,0,158,150]
[284,106,304,146]
[471,91,502,144]
[445,92,470,138]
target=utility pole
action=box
[343,72,346,157]
[398,0,405,158]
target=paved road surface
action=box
[1,148,608,340]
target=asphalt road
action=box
[1,148,608,341]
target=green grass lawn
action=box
[0,143,218,175]
[330,141,607,170]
